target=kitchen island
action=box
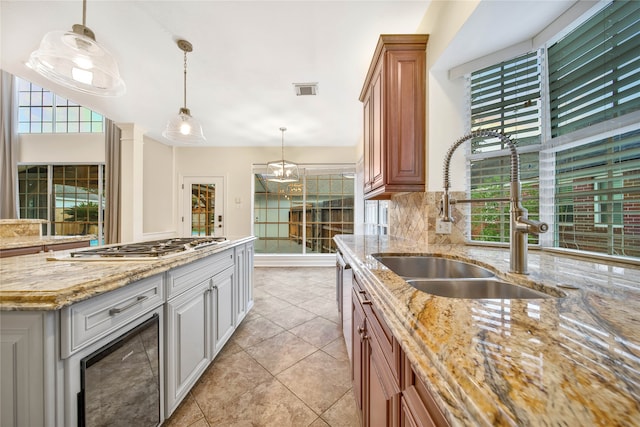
[335,234,640,426]
[0,236,255,426]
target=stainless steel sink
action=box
[373,254,495,279]
[406,278,552,299]
[373,253,555,299]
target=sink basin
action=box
[406,278,552,299]
[373,254,495,279]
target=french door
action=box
[182,176,225,237]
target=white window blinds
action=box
[470,51,541,153]
[548,0,640,137]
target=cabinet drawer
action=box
[166,250,234,299]
[60,274,164,358]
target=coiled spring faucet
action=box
[440,130,548,274]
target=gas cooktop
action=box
[69,237,227,259]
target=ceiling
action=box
[1,0,578,148]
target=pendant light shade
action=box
[267,127,299,182]
[27,1,125,97]
[163,39,206,143]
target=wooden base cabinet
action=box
[401,354,450,427]
[349,273,449,427]
[352,276,401,427]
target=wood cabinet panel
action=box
[360,34,428,200]
[353,275,401,427]
[352,287,366,413]
[401,355,450,427]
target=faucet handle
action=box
[516,217,548,235]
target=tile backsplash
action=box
[388,191,467,245]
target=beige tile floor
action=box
[164,267,361,427]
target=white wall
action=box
[143,137,176,236]
[416,0,480,192]
[18,133,104,163]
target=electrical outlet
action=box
[436,219,452,235]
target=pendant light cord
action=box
[82,0,87,27]
[183,50,188,110]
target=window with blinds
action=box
[470,51,541,153]
[467,0,640,261]
[548,1,640,138]
[555,129,640,257]
[469,52,542,243]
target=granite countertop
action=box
[0,235,95,250]
[0,236,256,311]
[335,234,640,427]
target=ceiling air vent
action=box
[293,82,318,96]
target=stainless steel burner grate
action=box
[70,237,226,258]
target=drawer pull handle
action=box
[362,300,373,305]
[109,295,148,316]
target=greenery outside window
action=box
[18,165,105,241]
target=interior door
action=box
[182,177,225,237]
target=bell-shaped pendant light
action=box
[27,0,125,97]
[162,39,206,143]
[267,127,299,182]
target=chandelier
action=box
[267,127,299,182]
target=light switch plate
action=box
[436,219,452,234]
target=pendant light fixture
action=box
[27,0,125,97]
[162,39,206,143]
[267,127,299,182]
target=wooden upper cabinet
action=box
[360,34,428,200]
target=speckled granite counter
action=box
[0,235,94,250]
[335,234,640,427]
[0,236,256,310]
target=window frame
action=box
[466,0,640,263]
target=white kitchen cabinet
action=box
[212,265,235,356]
[164,278,212,414]
[234,241,254,325]
[0,311,55,427]
[0,238,255,426]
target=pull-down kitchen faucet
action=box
[440,130,548,274]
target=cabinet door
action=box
[367,336,400,427]
[165,279,212,414]
[401,355,450,427]
[352,288,366,414]
[363,90,372,192]
[370,64,384,191]
[212,266,235,356]
[235,244,247,324]
[245,242,254,311]
[0,312,47,427]
[401,387,436,427]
